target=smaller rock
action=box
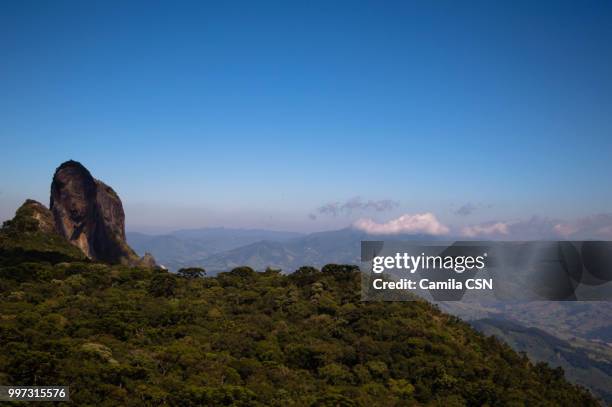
[2,199,56,234]
[139,252,157,268]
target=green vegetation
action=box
[0,202,85,264]
[177,267,206,279]
[0,249,600,406]
[471,318,612,404]
[0,215,601,406]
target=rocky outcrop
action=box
[49,160,154,266]
[7,199,57,234]
[140,252,157,268]
[0,199,86,262]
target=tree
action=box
[148,272,177,297]
[321,264,359,274]
[228,266,256,277]
[177,267,205,279]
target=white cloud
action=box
[461,222,510,237]
[552,214,612,239]
[352,212,612,239]
[353,213,450,235]
[553,223,577,237]
[460,214,612,239]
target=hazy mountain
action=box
[177,227,446,273]
[201,240,298,271]
[442,301,612,360]
[127,227,303,270]
[170,227,303,242]
[471,318,612,403]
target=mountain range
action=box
[127,228,303,270]
[128,227,442,272]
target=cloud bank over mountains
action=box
[352,213,612,239]
[461,222,509,237]
[552,214,612,239]
[309,197,612,239]
[353,213,450,235]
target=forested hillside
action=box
[471,318,612,403]
[0,255,600,405]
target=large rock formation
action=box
[49,160,152,266]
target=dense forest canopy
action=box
[0,205,602,406]
[0,250,600,405]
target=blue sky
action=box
[1,1,611,233]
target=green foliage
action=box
[177,267,206,279]
[148,272,177,297]
[0,256,600,406]
[0,204,85,265]
[227,266,256,278]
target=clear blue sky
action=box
[1,1,611,233]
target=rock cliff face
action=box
[49,160,152,266]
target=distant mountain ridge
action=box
[128,227,443,272]
[128,227,303,270]
[171,227,303,240]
